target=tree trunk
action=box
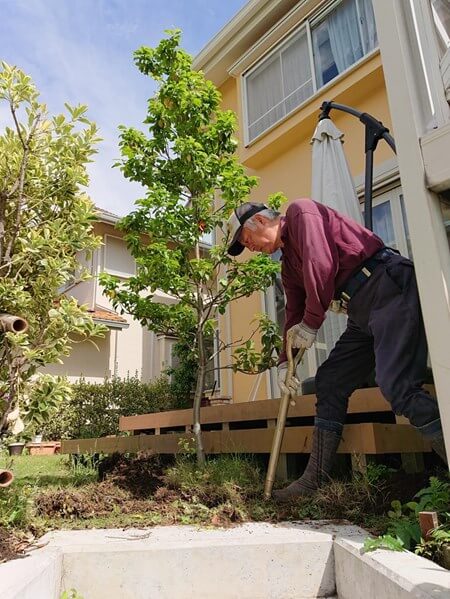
[192,366,206,465]
[193,328,206,464]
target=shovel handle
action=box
[263,338,306,500]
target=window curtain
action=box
[246,54,283,141]
[327,0,363,75]
[357,0,378,53]
[246,31,311,141]
[281,32,313,113]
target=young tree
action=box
[101,31,282,463]
[0,62,106,434]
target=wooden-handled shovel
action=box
[263,337,306,500]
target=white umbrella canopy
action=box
[311,117,363,224]
[310,117,361,358]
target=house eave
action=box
[93,317,129,330]
[192,0,304,86]
[95,208,120,225]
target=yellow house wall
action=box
[218,51,395,403]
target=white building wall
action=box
[43,332,112,383]
[42,223,175,384]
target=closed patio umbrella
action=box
[310,116,361,360]
[311,117,363,224]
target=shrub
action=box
[165,339,197,410]
[41,375,173,440]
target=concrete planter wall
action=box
[1,523,449,598]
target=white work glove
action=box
[287,322,317,349]
[277,361,301,397]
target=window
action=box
[312,0,379,86]
[244,0,378,143]
[372,201,396,249]
[371,188,412,258]
[246,28,313,142]
[103,235,136,278]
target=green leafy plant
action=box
[232,313,282,374]
[364,534,405,553]
[364,462,396,486]
[0,62,106,434]
[166,338,198,409]
[22,375,72,431]
[177,435,197,457]
[0,484,33,527]
[369,476,450,552]
[100,30,282,463]
[413,477,450,513]
[416,519,450,567]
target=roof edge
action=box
[193,0,302,85]
[193,0,267,70]
[95,207,120,225]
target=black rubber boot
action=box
[431,435,448,466]
[272,427,341,502]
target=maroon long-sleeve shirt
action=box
[278,199,383,363]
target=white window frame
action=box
[242,0,379,146]
[102,234,136,279]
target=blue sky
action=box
[0,0,247,215]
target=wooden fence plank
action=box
[62,423,431,455]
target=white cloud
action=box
[0,0,247,215]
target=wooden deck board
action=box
[119,388,393,432]
[62,423,431,455]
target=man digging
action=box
[226,198,448,501]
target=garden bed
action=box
[0,452,449,570]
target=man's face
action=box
[239,214,282,254]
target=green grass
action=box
[165,454,263,495]
[0,453,97,489]
[0,452,99,536]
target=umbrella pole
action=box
[263,340,306,500]
[364,148,374,230]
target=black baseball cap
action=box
[226,202,268,256]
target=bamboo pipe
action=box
[0,469,14,488]
[0,313,29,334]
[263,338,306,500]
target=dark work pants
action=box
[315,254,442,439]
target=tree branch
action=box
[10,102,26,150]
[3,111,42,265]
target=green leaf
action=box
[363,535,405,553]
